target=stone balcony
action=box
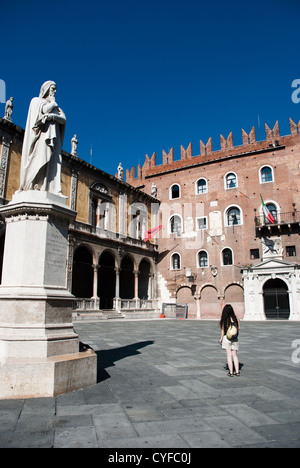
[70,220,158,252]
[255,210,300,234]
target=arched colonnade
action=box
[71,244,156,310]
[175,282,245,319]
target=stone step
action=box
[101,309,125,320]
[72,310,125,321]
[72,312,107,322]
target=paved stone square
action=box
[0,319,300,448]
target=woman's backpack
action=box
[226,324,238,341]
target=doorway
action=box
[263,278,290,319]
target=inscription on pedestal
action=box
[45,221,68,287]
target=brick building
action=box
[127,118,300,320]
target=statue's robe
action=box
[20,96,65,194]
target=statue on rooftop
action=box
[117,162,124,181]
[4,97,13,121]
[19,81,66,194]
[71,134,78,156]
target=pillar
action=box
[115,267,120,298]
[0,190,97,398]
[134,270,139,300]
[194,294,201,319]
[92,264,99,308]
[114,267,121,311]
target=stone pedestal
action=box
[0,191,97,399]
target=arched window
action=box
[222,248,233,266]
[170,184,180,199]
[170,215,182,235]
[260,166,273,183]
[90,182,111,229]
[171,253,181,270]
[225,172,237,190]
[130,202,148,240]
[227,206,241,226]
[198,250,208,268]
[196,178,207,194]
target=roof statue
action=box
[4,97,13,121]
[117,162,124,181]
[71,134,78,156]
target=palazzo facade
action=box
[1,111,300,321]
[127,118,300,320]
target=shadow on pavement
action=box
[95,340,154,382]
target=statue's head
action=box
[39,81,57,99]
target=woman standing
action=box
[219,304,240,377]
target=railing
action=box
[118,299,155,310]
[70,220,158,250]
[255,211,300,228]
[73,298,99,310]
[73,298,156,311]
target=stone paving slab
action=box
[0,320,300,448]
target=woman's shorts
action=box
[222,335,239,351]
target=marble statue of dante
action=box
[19,81,66,194]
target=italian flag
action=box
[144,225,162,242]
[261,195,275,224]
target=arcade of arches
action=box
[72,246,154,309]
[175,283,244,320]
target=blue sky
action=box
[1,0,300,177]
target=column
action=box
[92,264,99,308]
[194,294,201,319]
[134,270,139,307]
[114,267,121,311]
[115,267,120,298]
